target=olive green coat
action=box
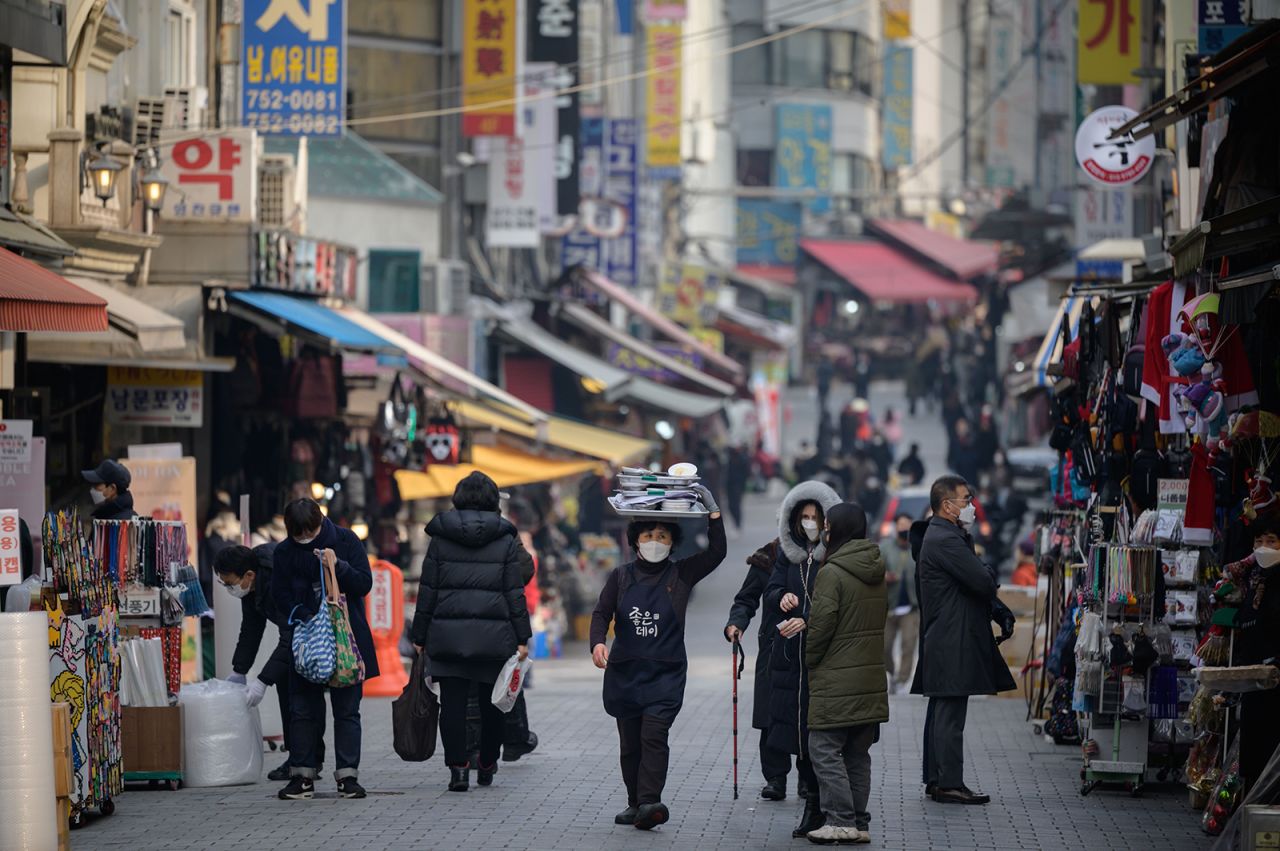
[805,538,889,730]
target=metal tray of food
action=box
[610,506,711,520]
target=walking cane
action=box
[731,637,745,800]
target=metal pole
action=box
[960,0,971,188]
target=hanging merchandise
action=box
[1225,410,1280,520]
[45,508,118,616]
[423,402,468,467]
[1202,736,1243,835]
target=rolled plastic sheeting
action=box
[0,613,58,851]
[179,678,264,787]
[121,638,168,707]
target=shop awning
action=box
[557,303,737,397]
[26,327,234,371]
[576,268,745,379]
[337,308,547,425]
[454,399,653,466]
[1112,24,1280,141]
[624,379,725,418]
[801,240,978,303]
[1167,195,1280,278]
[1032,296,1089,388]
[0,208,74,258]
[716,303,796,352]
[735,264,797,287]
[62,277,186,352]
[228,290,397,353]
[0,246,109,332]
[394,444,602,501]
[867,218,999,280]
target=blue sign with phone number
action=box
[242,0,346,137]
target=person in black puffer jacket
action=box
[411,472,532,793]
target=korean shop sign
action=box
[243,0,345,136]
[1077,0,1140,84]
[463,0,518,136]
[1074,106,1154,186]
[774,104,832,215]
[107,368,204,429]
[159,128,257,221]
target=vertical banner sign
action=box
[0,509,20,586]
[605,119,638,287]
[1197,1,1249,54]
[645,22,682,174]
[463,0,518,136]
[523,65,559,232]
[561,117,604,269]
[644,0,685,19]
[735,200,801,267]
[487,139,540,248]
[1077,0,1140,84]
[527,0,581,216]
[774,104,831,214]
[881,45,912,169]
[242,0,345,136]
[985,7,1036,189]
[883,0,910,39]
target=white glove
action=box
[244,678,268,707]
[227,672,247,685]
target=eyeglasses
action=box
[950,494,974,505]
[217,577,243,589]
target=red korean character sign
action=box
[159,128,258,222]
[0,509,21,586]
[462,0,518,136]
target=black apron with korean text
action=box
[602,562,687,720]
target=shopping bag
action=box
[289,555,337,684]
[491,653,532,713]
[392,652,439,762]
[324,559,366,688]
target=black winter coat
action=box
[231,542,292,687]
[764,545,822,755]
[725,540,781,730]
[271,518,379,680]
[410,510,533,682]
[909,517,1015,697]
[92,491,138,521]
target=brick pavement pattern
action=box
[78,488,1209,851]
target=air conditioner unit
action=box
[422,260,470,315]
[258,154,299,229]
[162,86,209,130]
[133,97,166,148]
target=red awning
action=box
[801,239,978,304]
[0,247,109,332]
[735,264,797,286]
[577,268,745,380]
[867,218,998,280]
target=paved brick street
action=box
[78,472,1209,851]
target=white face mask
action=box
[294,532,318,546]
[637,541,671,563]
[956,503,978,528]
[800,519,820,542]
[1255,547,1280,569]
[225,580,253,599]
[90,488,107,505]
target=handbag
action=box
[392,652,439,762]
[324,557,367,688]
[289,554,338,684]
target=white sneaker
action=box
[807,824,866,845]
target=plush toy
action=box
[1163,332,1207,376]
[1247,470,1276,513]
[1174,363,1227,436]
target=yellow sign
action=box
[107,367,201,388]
[1078,0,1140,84]
[462,0,517,136]
[884,0,910,39]
[693,327,724,354]
[646,22,682,169]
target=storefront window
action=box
[774,30,826,89]
[732,24,770,86]
[368,250,422,313]
[736,149,773,187]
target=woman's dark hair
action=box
[214,545,258,578]
[625,520,683,551]
[453,471,501,512]
[824,502,868,558]
[789,500,824,546]
[1252,510,1280,542]
[283,498,324,539]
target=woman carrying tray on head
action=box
[591,482,727,831]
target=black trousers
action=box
[796,755,819,802]
[760,728,791,783]
[287,672,362,780]
[439,676,503,768]
[925,696,968,789]
[618,714,674,805]
[1241,686,1280,788]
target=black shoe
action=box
[761,778,787,801]
[797,778,813,800]
[337,777,366,799]
[277,777,314,800]
[633,802,670,831]
[924,783,937,798]
[503,731,539,762]
[477,763,497,787]
[448,766,469,792]
[793,798,826,838]
[267,760,291,782]
[932,786,989,805]
[614,806,639,825]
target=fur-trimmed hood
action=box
[777,480,842,564]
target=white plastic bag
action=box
[179,678,264,787]
[490,654,532,713]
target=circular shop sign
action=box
[1074,106,1155,187]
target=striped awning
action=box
[0,247,109,333]
[1033,296,1089,388]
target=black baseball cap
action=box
[82,459,131,490]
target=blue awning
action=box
[228,291,399,353]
